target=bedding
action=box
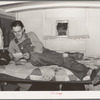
[0,56,99,83]
[0,60,95,83]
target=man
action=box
[9,20,100,86]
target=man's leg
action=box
[30,48,89,80]
[30,49,100,85]
[30,49,64,66]
[63,57,90,80]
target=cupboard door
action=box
[0,17,15,47]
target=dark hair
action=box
[11,20,24,29]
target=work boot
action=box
[90,68,100,85]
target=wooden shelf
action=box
[43,35,89,40]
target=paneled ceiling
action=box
[1,1,100,12]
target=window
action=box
[56,20,69,37]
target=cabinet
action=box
[0,14,15,47]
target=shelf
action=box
[43,35,89,40]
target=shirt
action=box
[9,32,44,54]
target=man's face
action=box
[12,26,24,40]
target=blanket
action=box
[0,60,92,82]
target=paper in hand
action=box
[13,53,23,58]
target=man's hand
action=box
[22,53,30,60]
[14,57,21,62]
[13,53,23,61]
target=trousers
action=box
[29,48,90,80]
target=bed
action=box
[0,55,100,91]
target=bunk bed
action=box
[0,56,99,91]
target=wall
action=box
[86,8,100,56]
[17,8,100,56]
[44,8,87,53]
[17,8,87,54]
[17,10,45,44]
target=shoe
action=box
[90,68,100,85]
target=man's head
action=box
[11,20,25,40]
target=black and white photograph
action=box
[1,1,100,98]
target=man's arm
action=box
[9,40,15,54]
[28,32,44,53]
[9,40,23,61]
